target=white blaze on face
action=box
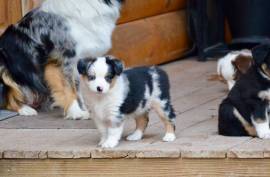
[87,57,111,94]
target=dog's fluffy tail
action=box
[0,26,48,94]
[0,47,47,94]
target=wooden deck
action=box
[1,58,270,176]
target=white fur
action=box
[87,57,111,93]
[217,50,252,90]
[252,117,270,139]
[163,133,176,142]
[126,130,143,141]
[101,125,124,148]
[84,61,176,148]
[18,105,38,116]
[65,100,90,120]
[258,89,270,101]
[41,0,121,58]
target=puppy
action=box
[78,56,176,148]
[0,0,123,119]
[218,44,270,139]
[214,49,253,90]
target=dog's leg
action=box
[2,71,37,116]
[44,63,89,120]
[93,118,108,146]
[153,100,176,142]
[101,120,124,148]
[252,103,270,139]
[126,113,149,141]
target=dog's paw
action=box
[101,139,119,148]
[257,130,270,139]
[18,105,38,116]
[65,100,90,120]
[126,130,143,141]
[65,110,90,120]
[162,133,176,142]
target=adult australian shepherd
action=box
[0,0,123,119]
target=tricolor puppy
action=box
[0,0,123,119]
[78,56,176,148]
[216,49,253,90]
[218,44,270,139]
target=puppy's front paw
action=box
[18,105,38,116]
[65,110,90,120]
[257,130,270,139]
[126,130,143,141]
[101,139,119,148]
[163,133,176,142]
[65,100,90,120]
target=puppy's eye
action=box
[88,75,96,80]
[105,74,114,82]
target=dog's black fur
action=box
[218,44,270,136]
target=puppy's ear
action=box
[106,56,124,75]
[77,58,94,75]
[232,55,253,74]
[252,44,270,65]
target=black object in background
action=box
[187,0,228,61]
[225,0,270,48]
[187,0,270,61]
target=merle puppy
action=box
[78,56,176,148]
[219,44,270,139]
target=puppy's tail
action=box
[207,74,226,83]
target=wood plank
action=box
[0,109,96,129]
[118,0,186,24]
[228,138,270,159]
[110,10,191,66]
[1,159,270,177]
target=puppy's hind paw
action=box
[18,105,38,116]
[163,133,176,142]
[126,130,143,141]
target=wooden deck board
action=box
[0,58,267,160]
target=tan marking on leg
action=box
[152,102,175,134]
[233,108,257,136]
[44,62,77,113]
[2,70,24,111]
[135,113,149,132]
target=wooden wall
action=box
[0,0,190,66]
[0,0,22,34]
[111,0,190,66]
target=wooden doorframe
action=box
[21,0,43,16]
[0,0,22,33]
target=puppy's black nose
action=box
[97,86,103,92]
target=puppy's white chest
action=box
[258,89,270,101]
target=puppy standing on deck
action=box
[219,44,270,139]
[78,56,176,148]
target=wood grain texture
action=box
[118,0,186,24]
[110,10,191,66]
[1,159,270,177]
[0,0,22,32]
